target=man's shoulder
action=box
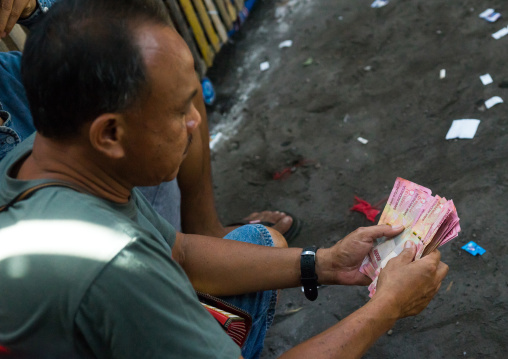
[0,135,146,239]
[0,183,156,243]
[0,219,135,356]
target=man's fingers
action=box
[434,282,442,294]
[422,248,442,264]
[0,0,27,37]
[357,275,372,286]
[384,224,405,238]
[5,0,27,35]
[393,241,416,264]
[0,0,14,35]
[436,261,449,281]
[4,12,18,35]
[356,224,404,242]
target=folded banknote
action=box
[360,178,460,297]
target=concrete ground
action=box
[206,0,508,357]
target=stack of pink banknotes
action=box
[360,177,461,297]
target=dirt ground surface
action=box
[206,0,508,357]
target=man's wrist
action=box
[368,291,402,320]
[314,248,332,285]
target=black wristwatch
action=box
[301,246,319,301]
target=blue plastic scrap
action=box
[201,77,216,106]
[461,241,486,256]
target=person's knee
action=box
[224,224,287,248]
[266,227,288,248]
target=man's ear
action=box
[88,113,126,159]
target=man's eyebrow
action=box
[185,89,198,105]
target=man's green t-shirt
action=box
[0,135,241,358]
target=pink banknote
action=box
[360,178,460,297]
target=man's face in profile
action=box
[121,25,201,186]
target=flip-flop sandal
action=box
[227,211,302,242]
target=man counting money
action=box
[0,0,448,357]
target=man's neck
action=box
[16,134,132,203]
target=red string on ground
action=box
[273,159,317,180]
[350,196,381,222]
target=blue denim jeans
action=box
[222,224,278,359]
[0,51,36,161]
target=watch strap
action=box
[301,246,319,301]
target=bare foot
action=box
[242,211,293,235]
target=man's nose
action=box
[186,105,201,133]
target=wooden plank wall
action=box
[167,0,249,77]
[0,0,252,79]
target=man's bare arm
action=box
[173,229,302,296]
[235,297,398,359]
[189,239,448,359]
[279,295,399,359]
[173,225,406,296]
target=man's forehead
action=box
[136,24,193,69]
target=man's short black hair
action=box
[22,0,171,139]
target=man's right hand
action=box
[373,242,449,318]
[279,241,449,359]
[0,0,37,38]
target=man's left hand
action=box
[0,0,37,38]
[316,224,404,286]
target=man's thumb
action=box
[398,241,416,263]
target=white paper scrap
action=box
[479,9,501,23]
[440,69,446,79]
[485,96,503,109]
[357,137,369,144]
[278,40,293,49]
[480,73,493,85]
[492,26,508,39]
[445,119,480,140]
[260,61,270,71]
[371,0,389,8]
[209,132,224,150]
[480,8,494,18]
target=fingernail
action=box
[391,225,404,230]
[404,241,414,249]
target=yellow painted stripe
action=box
[192,0,221,52]
[212,0,233,30]
[224,0,237,21]
[178,0,214,67]
[233,0,244,12]
[204,0,228,43]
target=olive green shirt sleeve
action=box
[74,237,241,358]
